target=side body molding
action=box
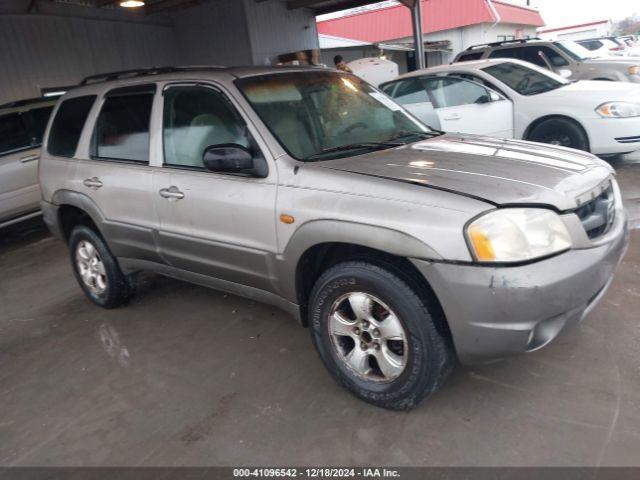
[274,219,443,303]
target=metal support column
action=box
[411,0,425,70]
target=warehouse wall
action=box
[0,0,317,104]
[244,0,319,65]
[0,10,178,104]
[172,0,253,66]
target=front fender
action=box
[274,219,442,303]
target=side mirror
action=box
[558,68,573,79]
[489,90,501,102]
[203,144,254,174]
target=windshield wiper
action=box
[304,142,402,161]
[385,130,443,143]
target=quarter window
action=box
[163,86,251,169]
[93,89,154,163]
[48,95,96,158]
[0,113,30,156]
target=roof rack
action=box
[79,66,227,86]
[465,37,543,51]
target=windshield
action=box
[555,40,599,60]
[482,62,568,96]
[236,71,435,161]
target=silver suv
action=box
[39,67,629,410]
[0,97,55,228]
[455,38,640,83]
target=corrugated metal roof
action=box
[317,0,545,43]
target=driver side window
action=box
[163,86,251,169]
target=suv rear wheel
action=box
[527,117,589,152]
[69,225,134,309]
[308,261,454,410]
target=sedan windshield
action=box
[482,62,568,96]
[555,40,599,60]
[236,71,436,161]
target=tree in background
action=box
[613,14,640,35]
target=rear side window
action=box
[93,88,154,163]
[456,51,484,62]
[48,96,96,157]
[0,113,30,156]
[489,47,522,60]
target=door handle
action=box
[443,114,461,120]
[159,186,185,200]
[20,153,40,163]
[83,177,103,189]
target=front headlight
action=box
[466,208,572,263]
[628,66,640,75]
[596,102,640,118]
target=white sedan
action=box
[383,58,640,156]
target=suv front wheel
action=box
[308,261,454,410]
[69,225,134,309]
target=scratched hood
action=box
[316,134,614,211]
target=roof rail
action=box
[465,37,542,51]
[0,96,54,111]
[79,66,227,86]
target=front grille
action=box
[574,182,616,239]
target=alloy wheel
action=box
[75,240,107,295]
[328,292,408,382]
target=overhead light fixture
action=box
[120,0,145,7]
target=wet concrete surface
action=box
[1,157,640,467]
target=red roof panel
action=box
[317,0,544,43]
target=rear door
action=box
[423,76,514,138]
[0,106,52,223]
[72,85,162,263]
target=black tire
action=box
[68,225,134,309]
[527,118,589,152]
[308,261,454,410]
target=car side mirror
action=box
[203,144,254,174]
[489,90,501,102]
[558,68,573,79]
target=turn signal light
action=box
[280,214,295,224]
[468,226,495,261]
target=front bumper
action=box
[583,116,640,155]
[412,209,630,365]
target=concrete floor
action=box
[1,156,640,467]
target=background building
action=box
[317,0,545,72]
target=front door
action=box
[153,84,278,292]
[424,77,514,138]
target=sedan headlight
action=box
[596,102,640,118]
[629,66,640,75]
[466,208,572,263]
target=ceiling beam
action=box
[309,0,386,15]
[145,0,199,14]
